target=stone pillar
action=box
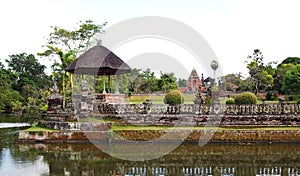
[108,75,111,93]
[102,76,106,94]
[115,74,120,94]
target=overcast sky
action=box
[0,0,299,79]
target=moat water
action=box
[0,114,299,176]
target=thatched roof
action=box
[65,44,131,75]
[204,77,213,82]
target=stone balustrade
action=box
[97,103,300,116]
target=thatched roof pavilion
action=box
[65,43,131,75]
[65,42,131,103]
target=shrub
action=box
[204,97,212,104]
[265,92,273,100]
[226,98,235,104]
[297,99,300,104]
[235,92,257,105]
[163,90,184,105]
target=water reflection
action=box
[0,148,49,176]
[7,143,299,176]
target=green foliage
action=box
[278,57,300,67]
[226,98,235,104]
[158,72,178,92]
[246,49,275,94]
[39,104,48,113]
[178,78,187,87]
[4,53,51,114]
[163,90,184,105]
[6,53,51,95]
[140,68,158,93]
[0,61,23,111]
[38,20,107,106]
[282,64,300,94]
[117,68,178,95]
[273,63,295,93]
[235,92,257,105]
[204,97,212,104]
[238,77,254,91]
[265,92,274,100]
[11,100,23,112]
[224,73,243,91]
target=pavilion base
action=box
[96,93,125,103]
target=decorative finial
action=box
[97,40,102,46]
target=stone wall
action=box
[18,129,300,143]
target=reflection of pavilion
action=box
[122,166,291,176]
[123,166,234,176]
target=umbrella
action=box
[65,44,131,75]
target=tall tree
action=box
[0,61,22,111]
[246,49,274,94]
[274,57,300,93]
[224,73,243,91]
[158,72,178,92]
[38,20,107,107]
[6,53,50,96]
[4,53,50,113]
[278,57,300,67]
[273,63,295,93]
[178,78,187,87]
[140,68,158,93]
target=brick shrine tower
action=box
[186,68,201,93]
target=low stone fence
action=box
[95,103,300,127]
[97,103,300,115]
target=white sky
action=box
[0,0,300,79]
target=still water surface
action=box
[0,115,299,176]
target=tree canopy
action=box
[38,20,107,107]
[282,64,300,94]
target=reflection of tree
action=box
[10,145,40,162]
[0,128,41,171]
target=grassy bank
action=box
[125,94,195,104]
[125,94,299,105]
[24,123,58,132]
[23,122,300,132]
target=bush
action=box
[226,98,235,104]
[297,99,300,104]
[163,90,184,105]
[265,92,273,100]
[235,92,257,105]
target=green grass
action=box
[125,94,196,104]
[114,126,300,131]
[110,123,300,131]
[23,119,300,132]
[24,123,58,132]
[82,117,112,123]
[126,94,300,105]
